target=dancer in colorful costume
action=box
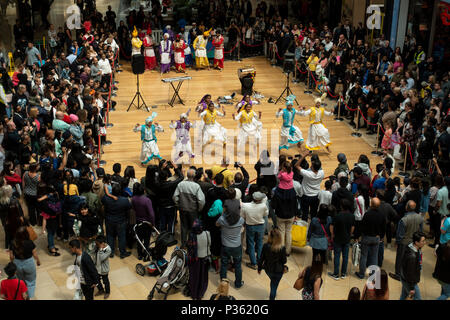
[169,109,195,163]
[133,112,164,165]
[298,94,332,152]
[173,34,187,72]
[276,95,304,150]
[199,102,227,147]
[193,29,211,70]
[143,27,157,70]
[160,33,172,74]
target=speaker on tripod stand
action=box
[275,53,299,105]
[127,54,149,112]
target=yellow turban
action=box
[132,26,138,38]
[203,28,212,37]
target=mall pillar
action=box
[428,0,439,57]
[389,0,401,50]
[395,0,410,52]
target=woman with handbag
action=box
[37,184,61,256]
[257,228,287,300]
[307,204,332,264]
[9,226,40,299]
[187,219,211,300]
[295,254,324,300]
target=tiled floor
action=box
[0,211,445,300]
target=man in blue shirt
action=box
[24,42,42,69]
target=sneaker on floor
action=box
[120,252,132,259]
[354,272,365,279]
[340,274,347,279]
[328,272,340,280]
[246,262,257,270]
[104,293,110,299]
[235,281,244,289]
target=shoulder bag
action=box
[26,225,38,241]
[320,223,333,261]
[13,279,21,300]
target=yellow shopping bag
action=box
[291,219,308,247]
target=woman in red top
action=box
[0,262,29,300]
[2,161,22,190]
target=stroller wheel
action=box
[136,263,146,276]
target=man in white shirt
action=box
[295,152,325,221]
[98,53,112,86]
[241,191,268,269]
[322,35,333,52]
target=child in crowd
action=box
[318,180,332,207]
[95,235,111,299]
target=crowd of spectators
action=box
[0,0,449,301]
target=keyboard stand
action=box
[168,80,186,108]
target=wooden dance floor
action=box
[102,57,381,180]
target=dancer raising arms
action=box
[199,102,227,147]
[236,95,260,113]
[276,95,304,151]
[169,109,195,163]
[195,94,221,116]
[298,95,332,153]
[133,113,164,165]
[233,102,263,153]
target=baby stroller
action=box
[134,221,177,277]
[147,248,189,300]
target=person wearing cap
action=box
[173,34,187,73]
[241,191,268,269]
[200,102,227,148]
[160,32,172,74]
[212,29,225,70]
[193,29,211,70]
[276,95,304,151]
[298,97,332,153]
[233,102,262,156]
[68,114,84,147]
[169,109,195,163]
[133,113,164,165]
[334,153,349,177]
[143,27,156,70]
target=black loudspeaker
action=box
[283,52,295,74]
[132,54,145,75]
